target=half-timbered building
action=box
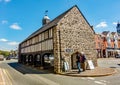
[19,5,97,73]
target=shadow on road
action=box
[8,62,54,75]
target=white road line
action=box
[3,69,13,85]
[100,80,110,83]
[81,78,86,80]
[28,74,60,85]
[87,77,95,80]
[94,81,106,85]
[100,80,107,82]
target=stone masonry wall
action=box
[56,6,97,70]
[53,26,61,73]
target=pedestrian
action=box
[76,52,81,73]
[80,52,87,71]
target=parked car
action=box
[0,55,4,61]
[6,56,11,60]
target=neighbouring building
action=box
[95,31,120,58]
[95,33,103,58]
[18,5,97,73]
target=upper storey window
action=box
[114,33,118,48]
[41,33,44,41]
[44,31,49,39]
[49,28,53,38]
[106,33,111,48]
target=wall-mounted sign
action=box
[64,61,69,72]
[65,48,73,53]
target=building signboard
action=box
[87,60,95,70]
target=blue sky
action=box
[0,0,120,51]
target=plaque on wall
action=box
[65,48,73,53]
[64,61,69,72]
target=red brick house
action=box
[95,31,120,58]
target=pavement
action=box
[60,67,117,77]
[60,58,118,77]
[22,59,117,77]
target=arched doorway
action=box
[20,55,24,64]
[26,55,29,64]
[23,55,27,64]
[28,55,34,65]
[71,52,80,69]
[34,54,41,67]
[42,53,54,69]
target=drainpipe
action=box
[58,30,62,72]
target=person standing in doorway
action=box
[80,52,86,71]
[76,52,81,73]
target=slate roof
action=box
[111,32,116,35]
[20,5,76,44]
[20,5,94,44]
[102,31,110,36]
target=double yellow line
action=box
[2,69,13,85]
[0,68,5,85]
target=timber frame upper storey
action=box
[19,5,97,73]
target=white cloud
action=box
[0,38,8,42]
[1,20,8,24]
[96,22,108,28]
[0,46,10,51]
[0,0,11,3]
[113,22,117,25]
[7,41,19,46]
[10,23,22,30]
[4,0,11,3]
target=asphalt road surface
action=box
[0,58,120,85]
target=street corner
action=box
[59,67,117,77]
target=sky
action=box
[0,0,120,51]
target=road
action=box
[0,58,120,85]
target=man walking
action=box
[76,52,81,73]
[80,52,86,71]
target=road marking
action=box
[94,81,106,85]
[100,80,107,82]
[100,80,110,83]
[87,77,95,80]
[3,69,13,85]
[28,74,60,85]
[81,78,86,80]
[0,68,5,85]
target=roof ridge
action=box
[21,5,78,43]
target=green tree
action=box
[0,50,10,57]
